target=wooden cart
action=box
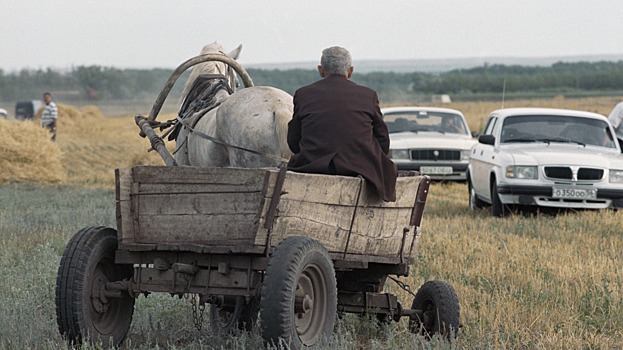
[55,165,459,349]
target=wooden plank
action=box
[265,199,354,252]
[357,175,423,208]
[136,192,261,215]
[347,207,414,257]
[115,168,134,245]
[132,165,268,188]
[136,213,258,244]
[136,182,262,195]
[275,172,363,206]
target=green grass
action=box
[2,182,623,349]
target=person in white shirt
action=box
[41,92,58,141]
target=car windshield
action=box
[500,115,617,148]
[384,110,469,135]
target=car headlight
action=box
[390,149,410,160]
[609,170,623,183]
[461,150,471,161]
[506,166,538,179]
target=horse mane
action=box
[179,42,228,106]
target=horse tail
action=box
[273,107,293,160]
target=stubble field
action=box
[1,96,622,349]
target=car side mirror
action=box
[478,134,495,145]
[471,131,479,138]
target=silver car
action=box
[384,106,477,180]
[468,107,623,216]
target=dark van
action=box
[15,100,42,120]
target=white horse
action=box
[174,42,293,168]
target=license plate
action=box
[420,166,453,175]
[552,186,597,200]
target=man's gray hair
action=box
[320,46,352,76]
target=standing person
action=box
[287,46,397,202]
[608,101,623,152]
[41,92,58,141]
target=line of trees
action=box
[1,60,622,104]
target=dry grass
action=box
[1,96,623,348]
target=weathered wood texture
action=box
[257,172,423,258]
[116,166,426,260]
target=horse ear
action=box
[227,44,243,60]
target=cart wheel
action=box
[210,296,259,332]
[409,280,460,340]
[260,236,337,349]
[55,226,135,348]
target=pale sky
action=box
[2,0,622,71]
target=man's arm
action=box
[287,96,302,154]
[370,92,390,154]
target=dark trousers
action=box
[43,120,57,141]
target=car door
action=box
[469,115,500,202]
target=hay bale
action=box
[0,118,65,185]
[34,104,104,129]
[80,105,105,120]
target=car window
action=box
[483,116,498,135]
[384,111,469,135]
[500,115,616,148]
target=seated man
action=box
[441,115,462,133]
[287,46,397,202]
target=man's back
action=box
[287,75,397,202]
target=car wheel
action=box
[490,180,508,217]
[467,175,485,210]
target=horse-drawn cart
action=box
[55,166,459,348]
[55,46,459,349]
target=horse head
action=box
[179,41,243,103]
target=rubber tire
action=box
[209,296,259,333]
[55,226,135,348]
[260,236,337,349]
[490,180,508,217]
[467,174,485,210]
[409,280,460,340]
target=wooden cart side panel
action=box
[348,176,422,257]
[117,166,424,261]
[121,166,270,247]
[255,171,422,258]
[254,171,362,251]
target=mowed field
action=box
[1,96,622,349]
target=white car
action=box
[384,107,477,180]
[468,107,623,216]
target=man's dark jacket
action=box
[287,75,397,202]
